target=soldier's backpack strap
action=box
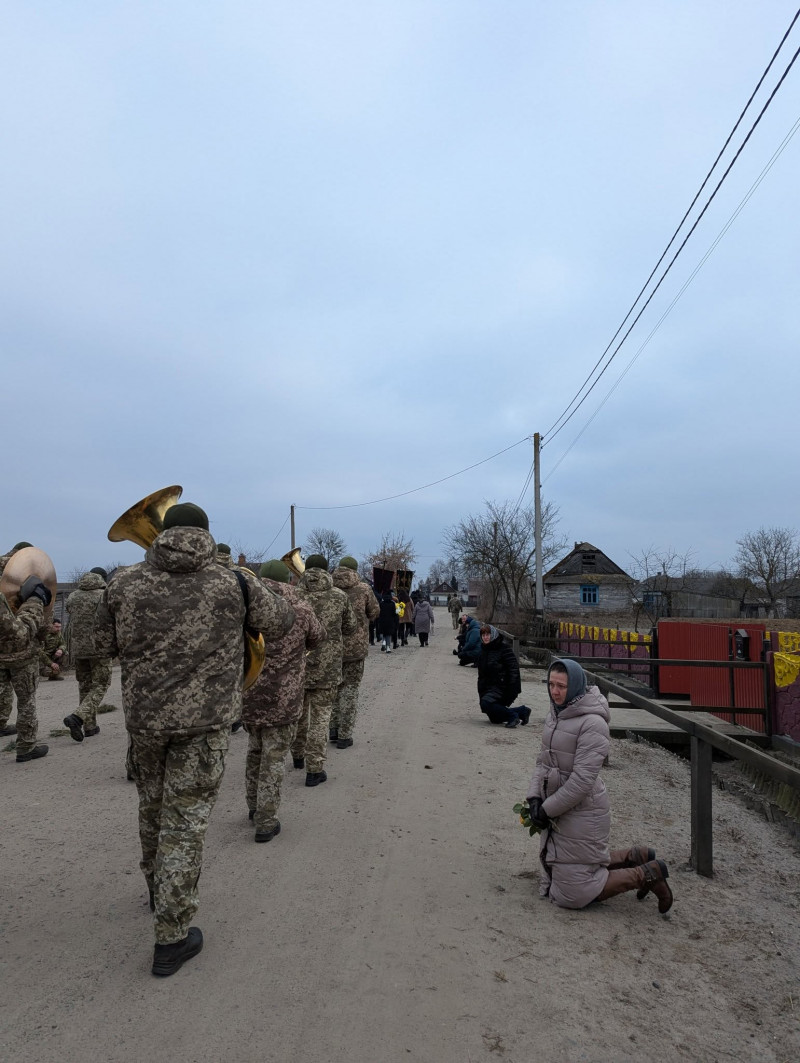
[233,570,260,641]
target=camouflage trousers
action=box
[245,722,294,832]
[291,685,337,774]
[330,660,365,741]
[0,658,39,755]
[74,658,113,730]
[128,729,229,945]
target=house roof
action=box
[545,542,630,580]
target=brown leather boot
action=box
[596,859,673,913]
[636,859,673,913]
[608,846,655,870]
[595,867,643,901]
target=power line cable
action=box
[543,8,800,444]
[543,111,800,483]
[542,37,800,450]
[295,436,531,511]
[263,513,290,554]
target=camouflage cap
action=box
[260,560,291,583]
[90,567,108,579]
[162,502,209,531]
[339,556,358,571]
[11,541,33,552]
[217,543,232,555]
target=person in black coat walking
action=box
[477,625,530,728]
[378,593,398,653]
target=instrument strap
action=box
[233,570,260,639]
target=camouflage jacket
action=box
[66,571,109,660]
[40,627,66,668]
[0,596,44,663]
[0,553,11,579]
[94,526,295,736]
[332,566,379,662]
[216,552,234,569]
[295,568,357,689]
[242,582,326,728]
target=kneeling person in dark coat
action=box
[477,625,530,729]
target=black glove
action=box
[528,798,550,830]
[19,576,52,606]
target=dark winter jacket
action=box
[459,617,482,662]
[378,594,398,635]
[477,626,521,703]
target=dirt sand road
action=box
[2,609,799,1062]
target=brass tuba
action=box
[108,485,184,549]
[107,486,265,691]
[0,547,58,616]
[280,547,305,581]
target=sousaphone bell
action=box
[107,486,265,690]
[0,548,58,617]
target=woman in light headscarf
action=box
[526,659,673,914]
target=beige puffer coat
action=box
[527,685,611,909]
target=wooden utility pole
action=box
[534,433,544,614]
[290,505,296,550]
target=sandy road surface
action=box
[2,608,799,1062]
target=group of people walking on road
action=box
[2,520,673,984]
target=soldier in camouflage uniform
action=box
[216,543,234,569]
[94,503,294,977]
[63,568,113,741]
[39,618,66,679]
[290,554,357,787]
[242,560,326,841]
[330,556,379,749]
[0,575,51,759]
[0,542,34,736]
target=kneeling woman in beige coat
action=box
[526,659,673,913]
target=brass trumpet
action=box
[107,486,265,690]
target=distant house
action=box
[544,542,633,617]
[634,573,751,620]
[430,581,455,606]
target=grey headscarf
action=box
[547,659,587,712]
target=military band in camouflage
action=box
[128,729,229,944]
[330,659,365,742]
[74,658,113,732]
[291,685,338,774]
[245,721,294,831]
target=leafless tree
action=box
[305,527,348,570]
[426,556,462,589]
[442,500,567,620]
[733,526,800,617]
[360,533,416,581]
[627,546,695,628]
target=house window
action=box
[582,552,596,567]
[643,592,662,612]
[580,584,598,605]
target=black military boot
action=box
[336,737,353,749]
[305,771,328,787]
[16,744,49,763]
[255,822,281,843]
[0,725,17,736]
[63,714,84,742]
[151,928,203,977]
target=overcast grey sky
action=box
[3,2,799,580]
